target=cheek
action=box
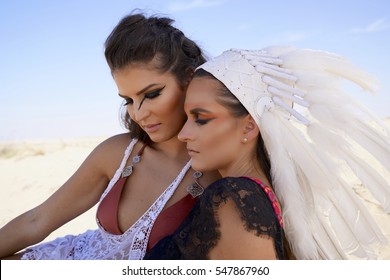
[163,91,186,118]
[125,107,140,125]
[205,119,237,144]
[196,121,239,167]
[204,138,236,161]
[170,92,185,111]
[193,141,235,172]
[126,106,134,119]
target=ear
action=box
[242,115,259,142]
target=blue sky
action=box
[1,0,389,141]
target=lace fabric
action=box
[144,177,285,259]
[21,139,191,260]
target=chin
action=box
[190,160,209,172]
[149,132,180,144]
[148,134,166,143]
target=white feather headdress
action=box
[198,47,390,259]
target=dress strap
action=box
[100,138,138,201]
[243,176,284,228]
[96,141,148,234]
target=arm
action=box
[208,198,277,260]
[0,134,130,259]
[205,177,282,260]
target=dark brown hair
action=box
[104,12,206,143]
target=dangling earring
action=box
[187,171,204,198]
[242,137,248,143]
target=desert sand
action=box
[1,131,390,259]
[0,138,102,244]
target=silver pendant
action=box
[187,181,204,198]
[193,170,202,179]
[122,165,133,177]
[132,155,140,164]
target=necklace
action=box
[121,143,204,197]
[122,143,147,178]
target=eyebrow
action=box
[189,108,213,115]
[118,83,162,98]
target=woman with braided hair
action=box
[0,12,220,260]
[144,47,390,260]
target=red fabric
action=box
[96,177,126,235]
[147,194,197,251]
[97,175,198,252]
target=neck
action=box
[219,156,271,187]
[149,137,189,162]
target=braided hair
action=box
[105,12,206,143]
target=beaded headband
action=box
[198,48,311,126]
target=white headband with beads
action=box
[198,48,310,126]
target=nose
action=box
[129,103,149,122]
[178,120,193,142]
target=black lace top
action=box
[144,177,285,259]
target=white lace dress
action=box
[21,139,191,260]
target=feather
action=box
[262,97,389,259]
[273,48,390,259]
[308,123,390,212]
[260,112,318,259]
[275,48,380,93]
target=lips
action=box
[187,147,199,155]
[143,123,161,133]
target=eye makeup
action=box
[190,110,216,126]
[118,85,165,108]
[138,86,165,110]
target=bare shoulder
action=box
[94,133,134,154]
[83,133,136,177]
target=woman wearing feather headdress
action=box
[144,47,390,260]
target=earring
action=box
[242,137,248,143]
